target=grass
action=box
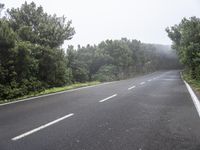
[0,81,100,104]
[182,71,200,93]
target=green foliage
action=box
[0,20,16,48]
[67,39,180,82]
[166,16,200,79]
[7,1,75,48]
[0,20,17,87]
[0,2,75,100]
[0,81,100,103]
[92,65,117,82]
[183,71,200,93]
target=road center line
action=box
[99,94,117,103]
[11,113,74,141]
[128,85,136,90]
[140,82,145,85]
[147,79,152,82]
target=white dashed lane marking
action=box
[128,85,136,90]
[99,94,117,103]
[12,113,74,141]
[140,82,145,85]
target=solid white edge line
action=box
[183,81,200,118]
[0,82,115,107]
[180,72,200,118]
[128,85,136,90]
[12,113,74,141]
[99,94,117,103]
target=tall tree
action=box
[7,2,75,48]
[0,2,75,100]
[166,17,200,79]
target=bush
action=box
[92,65,117,82]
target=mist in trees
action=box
[0,2,180,101]
[66,39,180,83]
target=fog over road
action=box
[0,70,200,150]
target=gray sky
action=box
[2,0,200,48]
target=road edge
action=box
[180,72,200,118]
[0,71,158,107]
[0,82,114,107]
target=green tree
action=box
[166,17,200,79]
[7,1,75,48]
[0,2,75,100]
[66,46,89,82]
[0,20,16,84]
[0,20,18,99]
[92,65,117,82]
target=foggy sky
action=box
[2,0,200,48]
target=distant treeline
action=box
[0,2,180,100]
[67,40,180,83]
[166,17,200,79]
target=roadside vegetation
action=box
[166,17,200,92]
[0,81,100,104]
[182,71,200,93]
[0,2,180,102]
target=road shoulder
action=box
[181,72,200,117]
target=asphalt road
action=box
[0,70,200,150]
